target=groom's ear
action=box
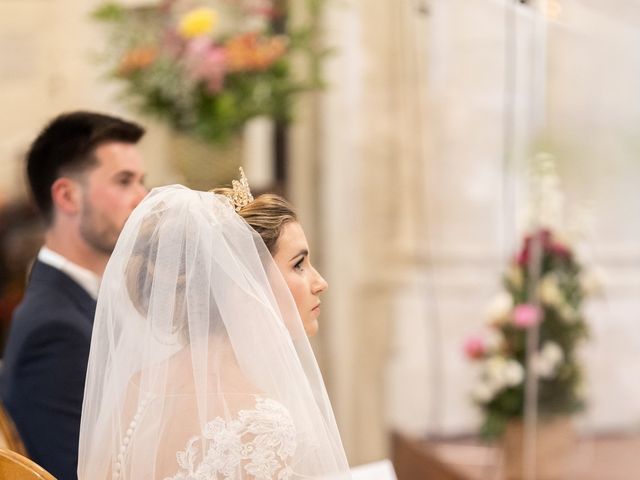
[51,177,82,216]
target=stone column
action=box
[314,0,440,462]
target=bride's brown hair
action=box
[212,189,297,254]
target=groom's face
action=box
[78,142,147,254]
[272,222,328,337]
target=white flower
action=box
[505,265,524,290]
[471,381,496,403]
[542,342,563,365]
[484,356,508,389]
[528,153,564,231]
[538,273,563,307]
[533,356,555,378]
[483,356,524,390]
[503,360,525,387]
[485,292,513,326]
[533,342,564,378]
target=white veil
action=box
[77,185,350,479]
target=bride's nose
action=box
[311,267,328,294]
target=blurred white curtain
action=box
[545,0,640,433]
[382,0,538,436]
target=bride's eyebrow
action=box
[289,249,308,262]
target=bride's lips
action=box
[312,303,321,312]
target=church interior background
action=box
[1,0,640,477]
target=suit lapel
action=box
[28,260,97,325]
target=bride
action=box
[77,172,351,479]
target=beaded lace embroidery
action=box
[165,396,296,480]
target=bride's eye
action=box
[293,258,305,271]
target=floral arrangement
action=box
[464,228,592,438]
[93,0,323,143]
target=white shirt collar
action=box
[38,247,101,300]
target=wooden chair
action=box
[0,448,56,479]
[0,400,27,456]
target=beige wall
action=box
[0,0,175,203]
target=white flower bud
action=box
[471,382,495,403]
[503,360,524,387]
[505,265,524,291]
[538,274,564,307]
[485,293,513,326]
[541,342,563,365]
[533,342,564,378]
[483,357,524,390]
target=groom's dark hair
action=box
[26,111,145,224]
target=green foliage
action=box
[92,2,125,22]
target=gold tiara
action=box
[229,167,254,211]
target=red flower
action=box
[549,241,572,259]
[516,229,556,266]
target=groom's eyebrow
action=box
[289,249,308,262]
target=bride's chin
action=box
[304,318,319,337]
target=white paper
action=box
[350,459,397,480]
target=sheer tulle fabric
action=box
[77,186,350,479]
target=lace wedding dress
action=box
[115,392,297,480]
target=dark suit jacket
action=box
[1,260,96,480]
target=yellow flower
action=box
[178,7,217,39]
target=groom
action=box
[1,111,147,479]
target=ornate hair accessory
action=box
[229,167,254,211]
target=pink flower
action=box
[463,335,486,360]
[512,304,542,328]
[184,38,227,93]
[515,249,529,267]
[185,36,212,58]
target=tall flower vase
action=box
[503,417,575,480]
[169,132,243,191]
